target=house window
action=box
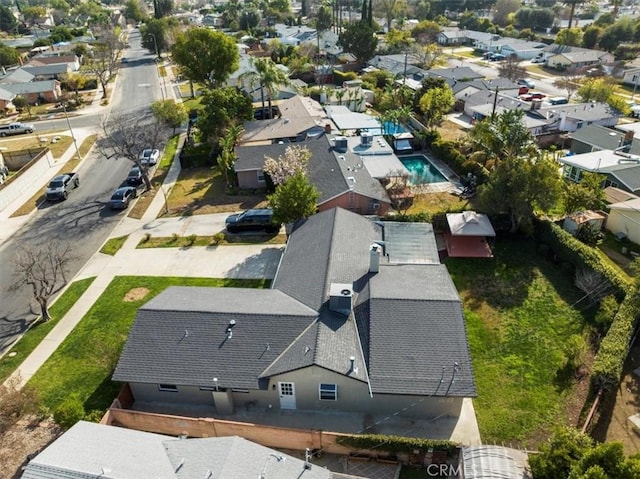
[232,388,250,393]
[257,171,265,183]
[319,383,337,401]
[158,384,178,392]
[199,386,215,391]
[576,121,584,130]
[604,179,619,188]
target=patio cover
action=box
[445,233,494,258]
[462,445,530,479]
[325,105,381,131]
[447,211,496,237]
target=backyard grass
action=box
[407,192,472,216]
[0,277,95,383]
[128,135,179,219]
[0,132,71,157]
[100,235,129,255]
[445,237,594,446]
[137,233,287,248]
[167,166,268,215]
[9,134,98,218]
[27,276,270,415]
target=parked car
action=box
[109,186,137,210]
[518,86,530,96]
[225,208,279,233]
[46,172,79,201]
[0,122,34,137]
[520,92,546,101]
[127,166,143,186]
[489,53,506,61]
[548,97,569,105]
[139,149,160,166]
[516,78,536,89]
[531,56,546,64]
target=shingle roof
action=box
[364,264,475,396]
[112,287,318,388]
[1,80,57,94]
[570,124,640,155]
[115,208,476,398]
[609,164,640,192]
[425,67,484,81]
[21,64,70,76]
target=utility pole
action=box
[63,104,81,162]
[491,86,499,118]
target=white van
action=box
[0,122,34,137]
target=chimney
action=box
[349,356,358,374]
[369,243,382,273]
[325,123,332,134]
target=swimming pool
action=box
[400,155,448,185]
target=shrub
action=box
[142,233,151,243]
[186,234,197,246]
[336,433,457,455]
[333,69,358,85]
[210,232,225,245]
[84,409,105,423]
[53,395,85,430]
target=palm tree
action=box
[218,124,244,187]
[563,0,586,29]
[241,57,290,120]
[335,88,346,106]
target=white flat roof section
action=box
[325,105,382,131]
[362,154,410,179]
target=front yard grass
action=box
[27,276,270,416]
[100,235,129,255]
[446,237,595,446]
[0,277,95,383]
[137,233,287,248]
[167,166,268,215]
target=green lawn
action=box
[27,276,269,416]
[445,238,593,445]
[0,278,95,383]
[137,233,287,248]
[100,235,129,255]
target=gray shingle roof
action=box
[115,208,476,398]
[570,124,640,155]
[383,222,440,264]
[364,264,475,396]
[425,66,484,81]
[2,80,57,95]
[112,287,318,388]
[608,164,640,192]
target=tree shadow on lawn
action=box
[446,235,584,311]
[83,375,122,414]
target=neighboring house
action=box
[559,149,640,194]
[113,208,477,421]
[606,198,640,244]
[452,77,520,108]
[368,54,427,80]
[268,24,317,46]
[621,66,640,88]
[240,95,331,146]
[325,84,371,112]
[603,186,639,205]
[235,134,393,214]
[569,124,640,156]
[0,79,61,103]
[28,54,81,71]
[563,210,606,235]
[445,211,496,258]
[425,66,484,83]
[21,421,343,479]
[542,45,614,70]
[0,69,35,84]
[437,29,495,48]
[21,63,73,80]
[530,102,619,133]
[0,88,16,111]
[473,37,546,60]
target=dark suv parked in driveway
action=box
[225,209,279,233]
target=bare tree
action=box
[12,243,75,322]
[382,168,414,214]
[86,27,123,99]
[100,112,168,191]
[553,68,582,100]
[574,267,615,306]
[497,55,527,81]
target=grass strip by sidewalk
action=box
[10,134,98,218]
[137,233,287,248]
[27,276,269,415]
[0,277,96,383]
[100,235,129,255]
[128,135,179,219]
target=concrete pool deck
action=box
[399,152,464,194]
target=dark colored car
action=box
[127,166,143,186]
[225,208,279,233]
[109,186,137,210]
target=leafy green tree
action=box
[151,99,187,135]
[124,0,147,22]
[141,17,176,57]
[418,85,454,130]
[268,171,319,225]
[599,17,635,52]
[493,0,521,26]
[577,78,630,114]
[22,6,46,24]
[197,87,253,144]
[529,427,594,479]
[375,0,406,32]
[315,4,332,33]
[0,45,20,67]
[61,72,87,103]
[171,28,239,88]
[410,19,441,45]
[153,0,173,18]
[556,27,583,46]
[239,9,260,31]
[217,124,243,187]
[338,21,378,65]
[0,5,18,33]
[240,57,289,120]
[478,152,562,233]
[563,172,606,213]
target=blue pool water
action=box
[400,155,448,185]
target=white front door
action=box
[278,382,296,409]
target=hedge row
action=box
[336,433,457,454]
[591,293,640,390]
[534,219,632,298]
[427,136,488,182]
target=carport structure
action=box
[445,211,496,258]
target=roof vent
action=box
[334,136,348,153]
[329,283,353,316]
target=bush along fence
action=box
[336,433,458,457]
[533,219,639,394]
